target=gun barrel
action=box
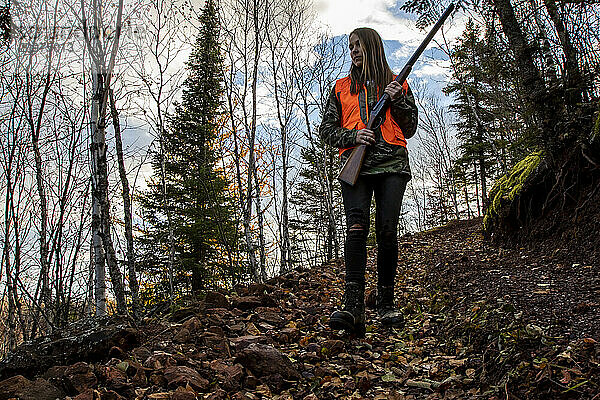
[406,3,455,69]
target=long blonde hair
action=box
[349,28,394,96]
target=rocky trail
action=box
[0,218,598,399]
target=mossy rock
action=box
[591,98,600,144]
[483,151,544,234]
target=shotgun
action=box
[338,3,455,186]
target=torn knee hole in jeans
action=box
[349,223,365,232]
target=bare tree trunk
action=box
[224,69,244,283]
[542,0,583,104]
[11,176,26,343]
[243,0,261,282]
[65,180,90,323]
[30,130,51,316]
[90,72,107,316]
[463,175,472,220]
[4,155,17,350]
[93,97,127,314]
[478,146,488,211]
[265,23,291,273]
[109,89,140,316]
[24,66,53,334]
[83,0,127,315]
[473,161,481,217]
[253,170,267,281]
[159,130,176,300]
[491,0,555,146]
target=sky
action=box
[312,0,466,87]
[120,0,467,195]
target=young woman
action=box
[319,27,418,336]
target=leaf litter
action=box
[0,218,598,399]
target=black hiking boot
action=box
[329,282,366,337]
[377,285,404,326]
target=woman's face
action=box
[349,33,363,69]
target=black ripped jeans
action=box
[340,173,408,288]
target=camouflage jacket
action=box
[319,79,418,177]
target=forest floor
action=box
[0,218,599,399]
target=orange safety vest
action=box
[335,76,408,156]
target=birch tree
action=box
[81,0,127,314]
[220,0,266,281]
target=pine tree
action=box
[0,4,9,44]
[138,0,239,298]
[290,140,343,265]
[445,19,517,210]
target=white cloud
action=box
[314,0,417,41]
[413,59,451,79]
[314,0,467,83]
[314,0,468,42]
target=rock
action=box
[64,362,98,394]
[174,317,202,343]
[0,322,140,380]
[254,308,286,327]
[43,365,69,381]
[235,343,300,380]
[231,296,263,311]
[72,388,100,400]
[322,339,345,357]
[131,365,148,387]
[131,346,152,363]
[95,365,134,397]
[170,307,196,322]
[171,386,198,400]
[96,365,127,385]
[209,360,244,391]
[229,335,273,352]
[0,375,64,400]
[205,291,230,309]
[245,283,276,295]
[278,327,300,343]
[108,346,125,359]
[206,388,228,400]
[98,389,126,400]
[163,366,210,392]
[143,352,176,369]
[365,289,377,309]
[73,388,125,400]
[202,333,231,356]
[149,372,168,386]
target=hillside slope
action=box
[0,219,598,399]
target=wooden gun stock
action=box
[338,3,455,186]
[338,144,367,184]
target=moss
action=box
[483,151,544,231]
[592,99,600,144]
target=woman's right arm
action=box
[319,87,358,148]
